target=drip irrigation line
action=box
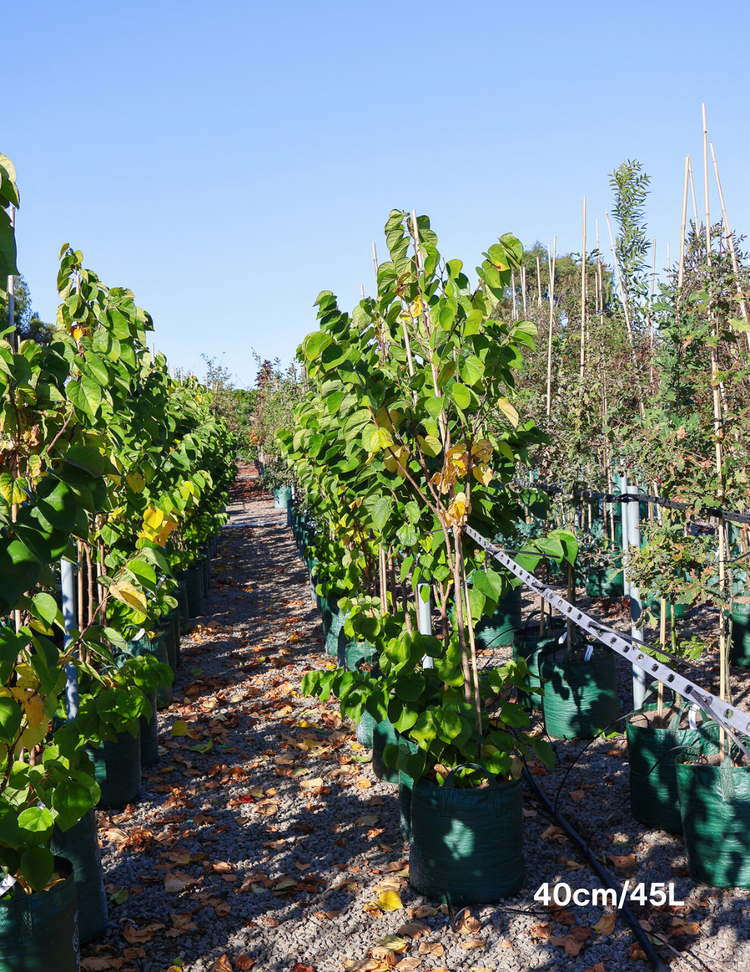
[522,764,671,972]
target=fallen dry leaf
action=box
[123,922,165,943]
[608,853,636,869]
[630,943,647,961]
[396,921,430,939]
[541,825,566,843]
[263,915,280,927]
[569,789,586,802]
[582,964,605,972]
[460,938,485,950]
[456,911,482,935]
[593,912,616,935]
[210,956,234,972]
[529,923,553,940]
[355,814,379,827]
[418,942,444,957]
[81,960,115,971]
[164,870,199,892]
[235,958,255,971]
[670,916,700,936]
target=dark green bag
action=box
[728,601,750,668]
[541,645,619,740]
[50,810,107,942]
[626,700,720,834]
[87,729,141,809]
[175,581,190,635]
[128,634,173,709]
[0,858,79,972]
[140,688,159,767]
[677,751,750,888]
[514,621,566,710]
[158,619,177,673]
[585,561,624,598]
[345,640,377,672]
[399,771,414,842]
[321,595,346,665]
[372,717,399,783]
[180,566,203,618]
[473,586,522,649]
[409,764,524,903]
[356,708,374,749]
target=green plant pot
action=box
[409,770,524,903]
[474,586,523,650]
[585,562,624,598]
[180,566,203,618]
[356,708,374,749]
[200,548,211,596]
[513,621,566,710]
[50,810,108,943]
[158,620,177,674]
[167,607,181,668]
[0,857,80,971]
[399,771,414,843]
[626,707,720,834]
[728,602,750,668]
[274,486,292,509]
[372,717,399,783]
[321,595,347,665]
[646,599,687,622]
[175,581,190,635]
[676,756,750,888]
[129,632,173,709]
[87,728,141,809]
[140,688,159,767]
[345,640,377,672]
[541,647,620,740]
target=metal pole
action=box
[61,559,79,719]
[626,482,647,709]
[620,471,630,598]
[417,583,434,669]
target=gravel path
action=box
[81,469,750,972]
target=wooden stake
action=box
[511,271,517,319]
[360,284,365,298]
[679,154,690,288]
[649,238,656,386]
[688,157,699,230]
[580,198,587,381]
[605,211,645,419]
[658,597,666,718]
[703,104,711,255]
[372,242,379,278]
[710,141,750,351]
[521,265,527,314]
[546,238,556,419]
[536,256,542,307]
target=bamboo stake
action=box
[372,243,379,278]
[546,238,556,419]
[360,284,365,298]
[580,198,587,381]
[511,271,517,320]
[649,238,656,386]
[710,141,750,351]
[521,265,527,314]
[702,106,727,758]
[536,256,542,308]
[688,157,699,230]
[679,155,690,288]
[460,551,483,735]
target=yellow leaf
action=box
[417,434,442,458]
[497,397,519,428]
[110,581,148,614]
[593,912,616,935]
[471,439,493,463]
[170,720,189,737]
[376,889,403,912]
[471,463,492,486]
[375,406,394,431]
[126,472,145,493]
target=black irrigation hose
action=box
[522,764,671,972]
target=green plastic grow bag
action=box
[274,486,292,509]
[677,754,750,888]
[140,688,158,766]
[87,729,141,809]
[372,717,399,783]
[626,704,720,834]
[409,765,524,903]
[0,857,79,972]
[356,708,375,749]
[513,621,566,710]
[50,810,107,943]
[175,580,190,635]
[729,601,750,668]
[541,646,619,740]
[345,640,377,672]
[585,561,624,598]
[321,595,347,665]
[128,632,173,709]
[473,586,522,650]
[180,566,203,618]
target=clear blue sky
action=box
[7,1,750,387]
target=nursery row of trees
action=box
[0,153,236,899]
